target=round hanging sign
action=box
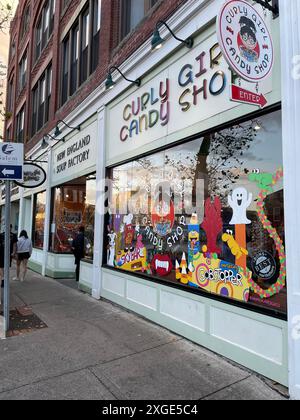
[217,0,274,83]
[14,162,47,188]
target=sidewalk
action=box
[0,267,288,400]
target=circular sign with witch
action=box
[217,0,274,83]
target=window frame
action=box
[31,65,52,136]
[16,105,26,143]
[103,104,287,321]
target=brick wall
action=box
[5,0,188,153]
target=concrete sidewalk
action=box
[0,268,288,400]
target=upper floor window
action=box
[121,0,159,39]
[7,77,14,112]
[9,40,16,62]
[18,51,27,93]
[16,106,25,143]
[20,4,31,41]
[31,65,52,136]
[35,0,55,61]
[60,0,101,106]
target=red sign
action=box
[230,85,267,108]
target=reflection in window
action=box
[50,174,96,259]
[105,110,286,317]
[121,0,159,39]
[33,191,47,249]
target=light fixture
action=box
[54,120,81,137]
[105,66,141,91]
[41,134,65,149]
[254,122,262,131]
[151,20,194,52]
[252,0,279,15]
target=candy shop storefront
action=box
[101,3,289,386]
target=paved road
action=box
[0,268,288,400]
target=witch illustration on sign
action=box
[238,16,260,63]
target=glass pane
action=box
[105,110,287,317]
[50,175,96,258]
[33,191,46,249]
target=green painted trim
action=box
[101,268,288,386]
[45,268,75,279]
[79,283,92,294]
[28,260,43,274]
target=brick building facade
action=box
[5,0,186,153]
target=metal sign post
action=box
[4,181,11,333]
[0,142,24,337]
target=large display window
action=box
[105,109,287,317]
[50,174,96,259]
[33,191,47,249]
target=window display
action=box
[50,174,96,259]
[105,110,287,316]
[33,191,46,249]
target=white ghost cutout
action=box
[228,187,252,225]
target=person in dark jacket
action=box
[72,226,86,282]
[0,225,18,288]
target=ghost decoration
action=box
[228,187,252,225]
[107,232,117,266]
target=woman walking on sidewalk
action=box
[15,230,32,282]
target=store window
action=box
[50,174,96,259]
[105,110,287,317]
[33,191,47,249]
[120,0,159,39]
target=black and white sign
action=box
[14,162,47,188]
[217,0,274,83]
[0,143,24,181]
[252,251,277,281]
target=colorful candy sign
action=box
[217,0,274,83]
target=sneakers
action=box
[13,277,20,282]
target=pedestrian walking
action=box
[0,225,18,288]
[72,226,86,282]
[15,230,32,282]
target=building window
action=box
[61,0,101,106]
[33,191,47,249]
[121,0,159,39]
[91,0,101,72]
[104,110,287,317]
[16,106,25,143]
[7,77,14,113]
[6,126,11,142]
[35,0,55,61]
[50,174,96,259]
[31,65,52,136]
[18,51,27,93]
[20,4,31,41]
[9,40,16,62]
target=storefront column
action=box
[18,187,24,236]
[42,148,53,277]
[280,0,300,400]
[92,106,106,300]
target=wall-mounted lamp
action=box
[41,134,64,150]
[151,20,194,52]
[105,66,141,91]
[54,120,81,137]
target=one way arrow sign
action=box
[0,165,23,180]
